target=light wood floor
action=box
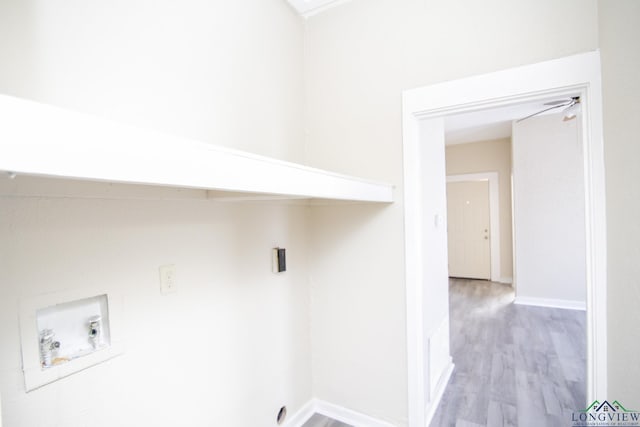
[430,278,586,427]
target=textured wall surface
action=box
[599,0,640,406]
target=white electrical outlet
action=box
[159,264,177,294]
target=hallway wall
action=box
[512,113,586,306]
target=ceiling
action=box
[286,0,351,17]
[444,96,579,145]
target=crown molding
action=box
[285,0,352,18]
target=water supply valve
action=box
[88,315,102,349]
[39,329,60,368]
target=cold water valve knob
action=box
[88,315,102,349]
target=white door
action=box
[446,180,491,279]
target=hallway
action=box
[430,279,586,427]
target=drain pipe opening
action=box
[276,406,287,425]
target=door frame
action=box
[403,51,606,426]
[446,173,501,282]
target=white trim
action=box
[447,172,501,282]
[403,51,607,426]
[427,316,452,398]
[283,399,396,427]
[499,277,513,285]
[314,399,396,427]
[515,296,587,311]
[281,400,316,427]
[0,94,393,203]
[285,0,352,18]
[425,362,455,427]
[403,106,427,427]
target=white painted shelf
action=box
[0,95,393,203]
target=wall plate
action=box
[272,248,286,273]
[19,288,124,391]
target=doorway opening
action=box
[432,99,588,425]
[446,173,499,282]
[447,179,491,280]
[402,51,606,427]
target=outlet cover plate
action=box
[159,264,177,294]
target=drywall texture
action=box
[0,0,305,163]
[445,138,513,281]
[0,194,312,427]
[599,0,640,406]
[304,0,598,423]
[512,113,586,304]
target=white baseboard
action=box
[284,398,397,427]
[284,367,455,427]
[499,276,513,284]
[514,296,586,311]
[425,361,455,427]
[314,399,397,427]
[282,399,316,427]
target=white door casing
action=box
[403,51,606,427]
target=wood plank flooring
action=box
[429,279,586,427]
[301,413,352,427]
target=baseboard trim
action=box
[499,276,513,284]
[282,399,316,427]
[285,364,457,427]
[514,296,586,311]
[284,398,396,427]
[314,399,396,427]
[425,360,455,426]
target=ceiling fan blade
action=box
[516,103,569,123]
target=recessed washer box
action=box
[19,288,124,391]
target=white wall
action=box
[308,203,403,422]
[304,0,598,424]
[511,113,586,306]
[0,0,304,163]
[0,191,311,427]
[0,1,311,426]
[599,0,640,406]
